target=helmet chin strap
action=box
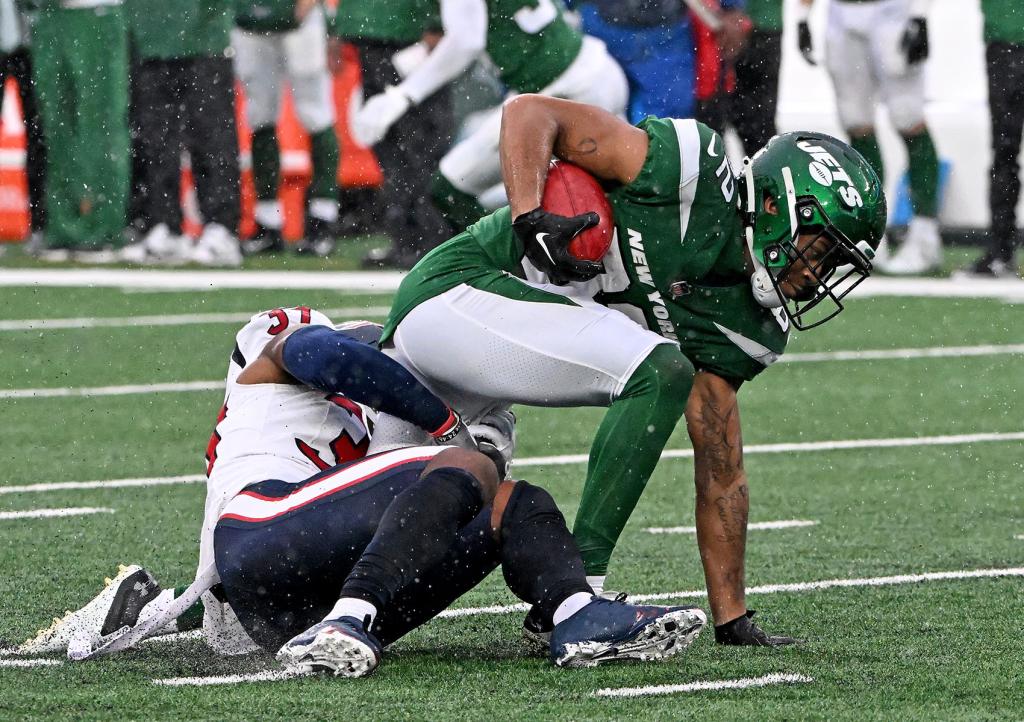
[742,158,785,309]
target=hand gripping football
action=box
[541,161,615,263]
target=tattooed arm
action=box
[685,370,750,626]
[499,95,649,218]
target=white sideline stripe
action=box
[0,306,392,332]
[7,342,1021,400]
[1,272,1022,297]
[782,343,1024,363]
[515,431,1024,468]
[0,507,113,520]
[0,381,222,399]
[0,658,63,668]
[3,431,1023,496]
[0,270,406,291]
[855,276,1024,301]
[439,567,1024,618]
[153,669,310,686]
[645,519,818,535]
[595,673,814,698]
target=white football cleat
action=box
[881,217,942,275]
[276,617,382,678]
[17,565,161,656]
[190,223,243,267]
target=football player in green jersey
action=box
[375,95,886,645]
[349,0,628,231]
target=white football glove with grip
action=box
[469,410,516,480]
[351,86,411,148]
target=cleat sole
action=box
[276,628,379,679]
[556,608,707,668]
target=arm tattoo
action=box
[570,137,598,157]
[713,483,748,543]
[693,393,744,498]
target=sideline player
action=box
[373,95,886,646]
[351,0,629,232]
[19,308,706,671]
[798,0,942,274]
[234,0,342,257]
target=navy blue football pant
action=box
[214,457,499,652]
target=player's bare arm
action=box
[499,95,648,218]
[684,372,748,626]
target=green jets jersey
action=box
[235,0,298,32]
[459,0,583,93]
[383,117,790,384]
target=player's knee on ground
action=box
[620,343,695,408]
[424,447,500,504]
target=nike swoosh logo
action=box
[708,134,719,157]
[534,233,556,265]
[714,322,780,366]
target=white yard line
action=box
[6,343,1020,400]
[0,474,204,496]
[0,306,392,332]
[0,507,113,520]
[152,669,310,686]
[515,431,1024,468]
[645,519,818,535]
[854,276,1024,301]
[0,658,63,668]
[439,566,1024,618]
[0,381,222,399]
[1015,535,1024,541]
[2,431,1022,496]
[595,673,814,698]
[0,269,406,291]
[782,343,1024,363]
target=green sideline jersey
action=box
[383,117,790,384]
[447,0,583,94]
[235,0,299,33]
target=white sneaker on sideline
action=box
[121,224,192,265]
[881,217,942,275]
[191,223,242,267]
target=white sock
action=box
[586,575,606,596]
[255,200,283,229]
[309,197,339,223]
[325,597,377,627]
[552,592,595,626]
[137,588,178,635]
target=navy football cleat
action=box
[549,597,706,668]
[276,616,383,678]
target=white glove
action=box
[351,86,412,148]
[469,409,516,479]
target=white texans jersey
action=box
[196,307,375,653]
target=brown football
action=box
[541,160,615,262]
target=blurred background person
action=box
[798,0,942,275]
[353,0,627,242]
[730,0,780,153]
[1,0,46,249]
[121,0,242,267]
[958,0,1023,278]
[28,0,129,259]
[332,0,454,270]
[234,0,341,258]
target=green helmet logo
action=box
[741,131,887,330]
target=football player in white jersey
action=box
[797,0,943,273]
[20,307,706,674]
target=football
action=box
[541,160,615,262]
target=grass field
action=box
[0,271,1022,720]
